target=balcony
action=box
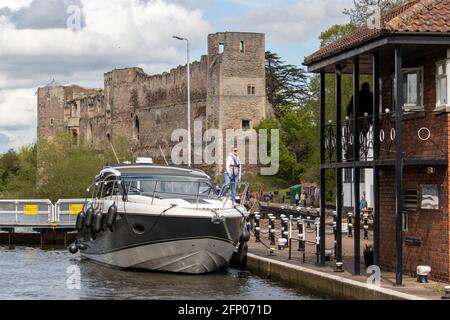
[321,109,447,169]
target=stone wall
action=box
[37,32,270,181]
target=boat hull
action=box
[82,237,235,274]
[77,210,245,274]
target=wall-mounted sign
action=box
[420,184,439,210]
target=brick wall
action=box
[379,166,449,282]
[378,47,449,282]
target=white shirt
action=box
[225,153,241,181]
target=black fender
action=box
[239,224,250,243]
[106,203,118,228]
[92,211,103,234]
[84,207,95,227]
[230,242,248,267]
[75,211,85,231]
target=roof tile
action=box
[304,0,450,65]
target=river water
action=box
[0,246,322,300]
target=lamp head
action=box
[172,36,185,41]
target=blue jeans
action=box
[221,173,237,203]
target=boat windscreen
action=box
[122,176,218,199]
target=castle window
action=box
[247,85,255,95]
[87,122,93,144]
[218,43,224,54]
[107,133,111,143]
[240,41,245,53]
[50,118,54,126]
[242,120,251,130]
[133,116,140,141]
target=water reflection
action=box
[0,246,320,300]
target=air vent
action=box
[404,189,418,211]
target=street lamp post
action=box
[173,36,191,167]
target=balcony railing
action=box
[323,109,447,164]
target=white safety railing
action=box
[55,199,88,226]
[0,199,54,226]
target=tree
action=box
[319,23,356,48]
[343,0,406,26]
[255,117,303,184]
[2,145,37,199]
[265,51,310,117]
[0,133,134,201]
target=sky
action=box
[0,0,352,153]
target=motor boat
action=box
[68,160,250,274]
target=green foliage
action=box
[319,23,356,48]
[0,133,132,201]
[1,145,37,199]
[255,105,321,186]
[265,51,310,116]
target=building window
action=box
[343,169,365,183]
[403,68,423,109]
[106,133,111,143]
[240,41,245,53]
[247,85,255,95]
[242,120,251,130]
[393,67,424,111]
[436,59,449,108]
[218,43,224,54]
[344,168,352,182]
[50,118,54,126]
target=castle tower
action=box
[206,32,268,177]
[37,80,66,142]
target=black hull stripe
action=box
[81,236,237,255]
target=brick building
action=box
[37,32,270,179]
[304,0,450,283]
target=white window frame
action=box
[402,67,424,111]
[391,66,425,112]
[435,59,450,110]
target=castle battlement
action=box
[37,32,270,178]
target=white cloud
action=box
[0,0,33,10]
[0,88,36,152]
[0,0,212,151]
[226,0,352,42]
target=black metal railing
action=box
[323,109,447,164]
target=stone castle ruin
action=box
[37,32,270,178]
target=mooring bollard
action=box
[278,237,287,250]
[335,261,344,272]
[255,214,261,242]
[442,286,450,300]
[270,228,275,246]
[297,218,304,252]
[268,215,275,240]
[282,218,289,245]
[363,212,369,240]
[347,212,353,238]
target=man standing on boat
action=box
[222,147,241,203]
